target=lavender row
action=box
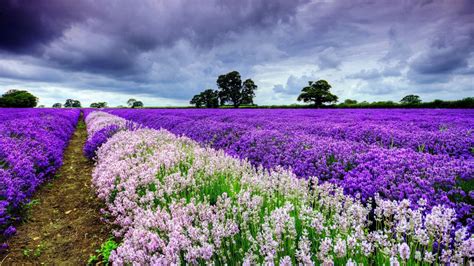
[83,111,140,160]
[85,111,473,265]
[107,109,474,158]
[106,109,474,230]
[0,109,80,245]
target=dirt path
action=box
[1,115,110,265]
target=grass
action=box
[88,238,119,265]
[22,199,40,222]
[77,121,86,129]
[22,242,46,258]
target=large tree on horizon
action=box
[64,99,81,108]
[190,89,219,108]
[132,101,143,108]
[0,90,38,107]
[297,80,338,107]
[216,71,257,108]
[127,98,137,107]
[400,94,422,104]
[90,102,108,108]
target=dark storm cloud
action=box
[407,27,474,84]
[1,0,309,74]
[0,0,90,53]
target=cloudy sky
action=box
[0,0,472,107]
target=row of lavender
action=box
[105,109,474,231]
[84,111,473,265]
[0,108,79,246]
[107,109,474,158]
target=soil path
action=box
[1,114,110,265]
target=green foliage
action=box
[127,98,137,107]
[190,89,219,108]
[21,242,45,258]
[400,94,422,104]
[90,102,108,108]
[88,238,119,265]
[24,199,40,210]
[344,99,358,105]
[21,199,40,222]
[132,101,144,108]
[336,97,474,108]
[0,89,38,107]
[77,121,86,129]
[241,79,258,105]
[64,99,81,108]
[297,80,338,107]
[216,71,258,108]
[52,103,62,108]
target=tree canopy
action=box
[297,80,338,107]
[90,102,108,108]
[52,103,62,108]
[0,90,38,107]
[344,99,358,105]
[241,79,258,105]
[64,99,81,108]
[132,101,143,108]
[190,89,219,108]
[216,71,257,107]
[400,94,422,104]
[127,98,137,107]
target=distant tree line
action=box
[0,83,471,109]
[52,99,82,108]
[127,98,144,108]
[51,98,144,108]
[335,97,474,109]
[190,71,258,108]
[90,102,108,108]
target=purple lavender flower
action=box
[0,108,79,244]
[83,125,120,160]
[103,108,474,228]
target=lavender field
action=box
[0,109,79,245]
[1,0,473,263]
[106,109,474,219]
[79,109,474,265]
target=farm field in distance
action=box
[2,107,472,265]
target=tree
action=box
[90,102,107,108]
[0,90,38,107]
[344,99,358,105]
[127,98,137,107]
[297,80,338,107]
[64,99,81,108]
[190,95,204,107]
[190,89,219,108]
[217,71,258,108]
[132,101,143,108]
[400,95,421,104]
[241,79,258,105]
[52,103,62,108]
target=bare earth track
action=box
[1,116,110,265]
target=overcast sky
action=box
[0,0,473,107]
